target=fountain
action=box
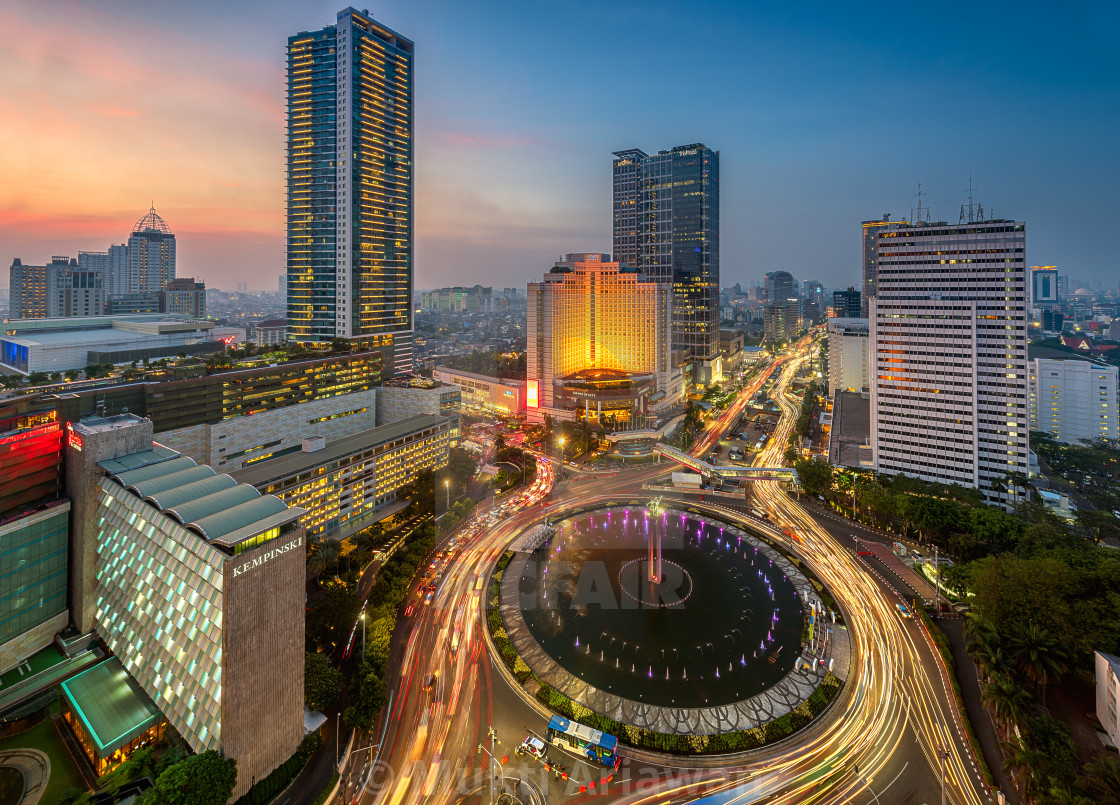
[517,506,803,709]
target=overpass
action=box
[654,443,800,484]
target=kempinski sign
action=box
[232,537,304,577]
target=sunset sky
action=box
[2,0,1117,292]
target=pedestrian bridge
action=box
[654,444,800,484]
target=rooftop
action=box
[132,206,172,235]
[232,413,451,488]
[73,413,149,436]
[102,448,303,551]
[60,657,163,755]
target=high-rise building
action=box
[611,144,720,382]
[128,207,176,294]
[9,257,105,320]
[763,299,802,344]
[286,8,414,375]
[79,245,129,297]
[861,215,906,316]
[161,277,206,318]
[870,219,1029,501]
[764,270,795,303]
[827,317,869,395]
[832,287,861,318]
[527,257,681,424]
[420,286,493,312]
[1031,266,1059,307]
[9,258,52,320]
[1029,356,1118,443]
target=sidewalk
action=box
[937,618,1018,805]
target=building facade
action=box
[66,415,305,801]
[420,286,493,312]
[827,317,869,396]
[79,245,129,297]
[611,144,720,379]
[161,278,206,319]
[763,299,802,344]
[1031,266,1059,306]
[234,413,450,539]
[127,207,176,295]
[764,271,796,303]
[832,287,861,319]
[527,258,680,424]
[431,367,525,417]
[286,8,414,374]
[1097,652,1120,750]
[1029,357,1118,443]
[861,215,906,316]
[870,219,1029,500]
[9,259,54,320]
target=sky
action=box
[1,0,1118,293]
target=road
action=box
[340,339,995,805]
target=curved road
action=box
[345,340,994,805]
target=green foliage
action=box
[304,651,345,711]
[141,750,236,805]
[441,350,526,379]
[312,774,340,805]
[98,747,156,795]
[794,457,833,495]
[305,586,360,655]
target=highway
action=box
[341,338,994,805]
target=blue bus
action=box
[547,715,617,766]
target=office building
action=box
[420,286,493,312]
[1029,355,1118,443]
[161,278,206,319]
[106,292,161,315]
[127,207,176,294]
[0,395,69,673]
[0,316,223,375]
[10,257,108,320]
[1098,652,1120,751]
[764,271,796,303]
[431,367,525,417]
[250,319,288,347]
[827,318,870,395]
[612,144,720,382]
[861,215,906,316]
[9,258,54,320]
[764,299,802,344]
[718,329,745,371]
[286,8,414,374]
[527,257,681,424]
[870,219,1029,500]
[234,413,450,539]
[79,246,129,297]
[1031,266,1059,306]
[1041,309,1065,334]
[66,415,305,799]
[832,287,861,319]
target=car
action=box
[517,736,546,759]
[424,592,434,605]
[404,603,415,617]
[895,603,912,619]
[424,671,439,692]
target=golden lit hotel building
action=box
[526,256,681,424]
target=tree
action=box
[1078,755,1120,801]
[307,539,341,581]
[980,674,1031,738]
[99,747,156,795]
[142,750,236,805]
[64,369,80,382]
[27,371,49,385]
[329,338,351,354]
[1008,621,1067,705]
[344,660,388,730]
[794,457,833,497]
[305,586,360,655]
[304,651,345,711]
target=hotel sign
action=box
[232,536,303,578]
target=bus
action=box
[546,715,617,766]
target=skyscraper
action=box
[764,270,795,303]
[286,8,414,375]
[128,206,176,294]
[611,144,720,383]
[1030,266,1058,306]
[79,245,128,296]
[832,287,861,318]
[861,214,906,316]
[869,218,1029,502]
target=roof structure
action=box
[132,205,172,235]
[101,447,302,551]
[60,657,163,755]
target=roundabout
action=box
[496,502,851,737]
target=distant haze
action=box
[1,0,1117,292]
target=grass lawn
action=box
[0,705,86,805]
[0,647,65,691]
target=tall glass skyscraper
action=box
[286,8,413,374]
[612,144,719,382]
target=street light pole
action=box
[445,479,450,512]
[360,612,366,662]
[938,745,948,805]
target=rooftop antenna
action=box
[959,175,981,224]
[912,183,926,224]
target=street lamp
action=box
[444,478,450,512]
[360,612,366,662]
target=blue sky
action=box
[3,0,1117,291]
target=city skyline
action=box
[1,0,1118,294]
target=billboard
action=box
[526,379,538,408]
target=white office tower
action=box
[827,317,869,396]
[870,219,1029,501]
[1029,357,1118,443]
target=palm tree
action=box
[1008,622,1067,707]
[307,539,341,581]
[1002,738,1044,803]
[1079,755,1120,800]
[982,674,1032,739]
